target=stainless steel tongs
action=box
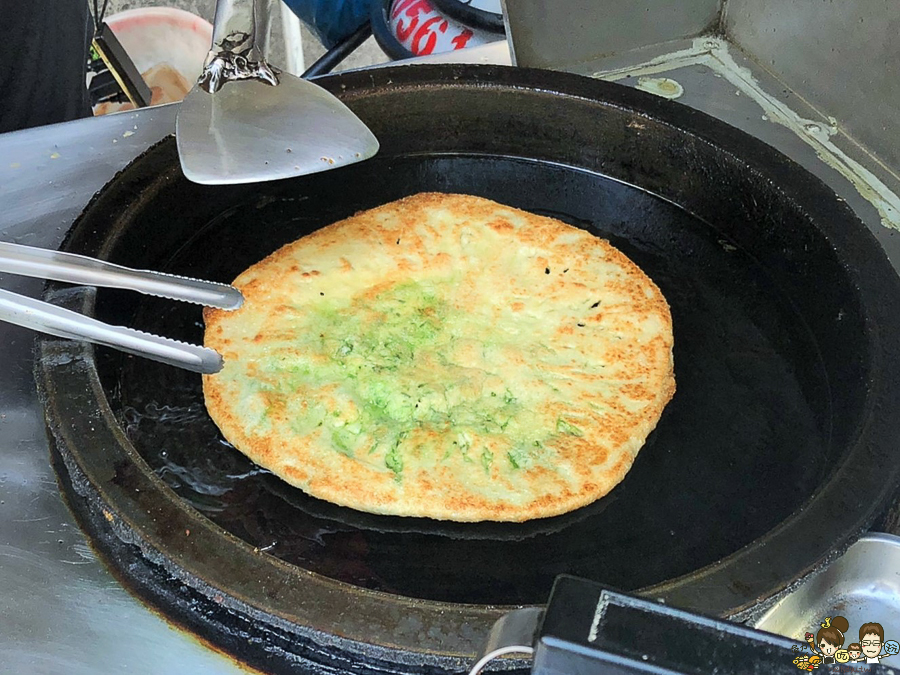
[0,242,243,374]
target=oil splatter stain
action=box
[635,77,684,100]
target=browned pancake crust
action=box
[203,193,675,522]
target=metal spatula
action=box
[176,0,379,185]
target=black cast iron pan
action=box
[36,64,900,673]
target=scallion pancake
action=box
[203,193,675,522]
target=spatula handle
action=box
[200,0,279,93]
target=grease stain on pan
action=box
[635,77,684,100]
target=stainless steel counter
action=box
[0,105,256,674]
[2,39,899,673]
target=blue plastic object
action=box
[282,0,374,48]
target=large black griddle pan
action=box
[36,64,900,673]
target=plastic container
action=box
[372,0,503,60]
[94,7,212,115]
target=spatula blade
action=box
[176,73,379,185]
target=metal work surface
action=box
[724,0,900,171]
[2,50,900,675]
[501,0,721,71]
[0,108,251,674]
[755,534,900,647]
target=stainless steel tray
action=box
[755,533,900,663]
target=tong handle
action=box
[0,242,242,310]
[0,288,223,374]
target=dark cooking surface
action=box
[98,154,828,606]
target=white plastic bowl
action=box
[95,7,212,113]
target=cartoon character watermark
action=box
[791,617,899,670]
[859,622,900,664]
